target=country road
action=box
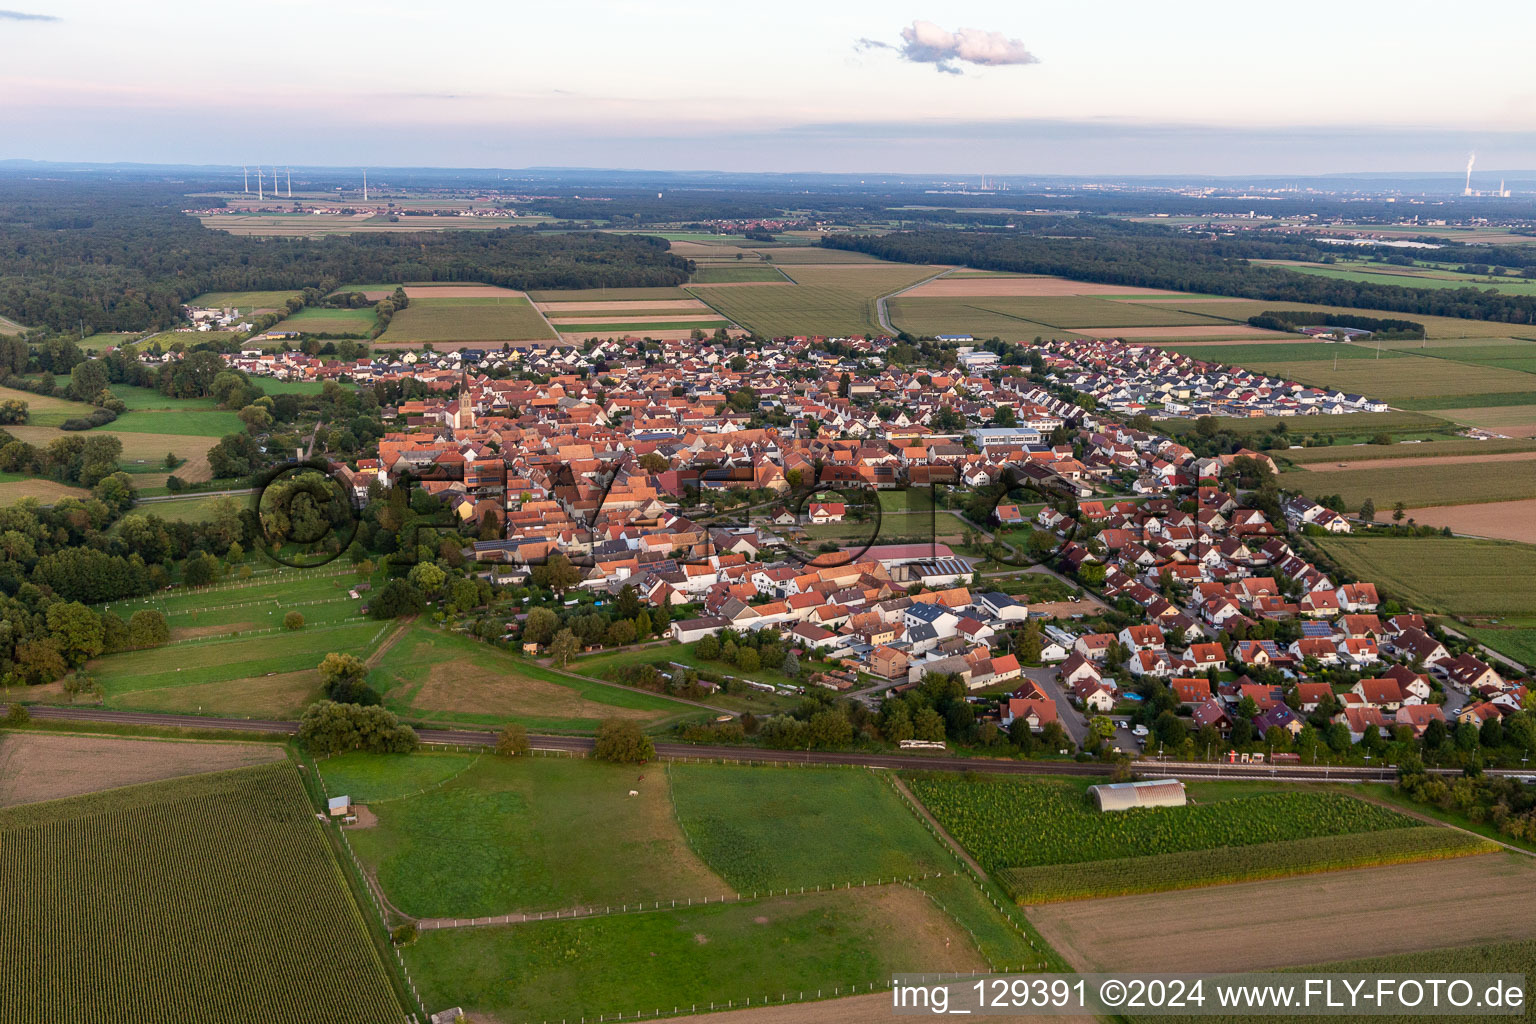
[1,702,1487,784]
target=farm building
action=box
[1088,779,1186,812]
[327,795,352,817]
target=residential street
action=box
[1024,666,1089,746]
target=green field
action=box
[1002,827,1493,902]
[371,623,700,732]
[406,888,976,1024]
[323,753,731,918]
[0,762,402,1024]
[691,265,790,283]
[573,645,801,715]
[691,264,939,337]
[189,290,302,312]
[1458,621,1536,669]
[1314,535,1536,617]
[1164,410,1453,440]
[1169,299,1531,340]
[1274,437,1536,464]
[905,775,1415,874]
[378,296,557,343]
[130,493,241,524]
[1272,261,1536,297]
[668,764,957,890]
[273,307,378,335]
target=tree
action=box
[1360,497,1376,521]
[495,723,530,757]
[735,647,761,672]
[370,579,425,619]
[407,561,447,595]
[46,601,105,666]
[605,619,637,647]
[837,372,851,398]
[531,553,581,592]
[1392,501,1406,523]
[592,719,654,763]
[695,634,721,660]
[1089,715,1116,740]
[297,701,418,756]
[284,611,305,630]
[913,706,946,742]
[4,702,29,726]
[126,609,169,648]
[523,607,559,646]
[782,651,800,678]
[992,405,1017,427]
[548,628,581,667]
[318,652,377,706]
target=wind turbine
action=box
[243,165,249,194]
[286,167,292,198]
[257,167,264,201]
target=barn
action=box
[1088,779,1186,812]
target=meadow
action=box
[272,306,378,335]
[188,289,301,312]
[667,763,957,891]
[691,265,791,283]
[1270,260,1536,297]
[0,762,402,1024]
[371,623,700,732]
[377,296,557,343]
[1314,535,1536,617]
[405,888,978,1024]
[323,753,731,918]
[905,775,1415,875]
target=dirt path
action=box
[890,776,987,878]
[672,991,1096,1024]
[363,616,415,669]
[1300,450,1536,473]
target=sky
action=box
[3,0,1536,176]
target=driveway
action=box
[1024,666,1089,747]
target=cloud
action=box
[858,20,1039,74]
[0,9,59,20]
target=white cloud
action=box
[859,20,1039,74]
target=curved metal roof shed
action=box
[1088,779,1187,812]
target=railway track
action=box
[2,703,1445,783]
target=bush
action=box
[59,408,118,431]
[3,702,30,726]
[495,723,530,757]
[389,923,418,946]
[592,719,654,763]
[296,700,417,755]
[283,611,305,630]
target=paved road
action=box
[1,702,1443,783]
[1439,623,1530,675]
[1020,666,1088,747]
[875,269,951,334]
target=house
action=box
[1294,681,1335,713]
[1000,697,1058,732]
[1337,706,1392,743]
[976,591,1029,622]
[1073,678,1117,712]
[807,502,846,524]
[1075,633,1115,662]
[1191,700,1232,734]
[670,616,729,643]
[1128,648,1174,678]
[870,645,910,680]
[1117,623,1166,651]
[1444,654,1501,694]
[1252,704,1303,737]
[1171,677,1212,705]
[1057,652,1103,687]
[1395,703,1446,737]
[1393,627,1451,667]
[1182,642,1227,672]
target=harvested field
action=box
[536,299,714,313]
[525,287,691,302]
[410,662,662,721]
[678,992,1095,1024]
[170,620,256,640]
[1072,325,1279,339]
[545,313,727,326]
[1290,459,1536,508]
[115,670,326,719]
[559,328,736,342]
[902,276,1188,298]
[378,296,557,344]
[1300,451,1536,473]
[0,733,284,807]
[1031,854,1536,973]
[1429,406,1536,436]
[1403,499,1536,544]
[0,476,90,503]
[1276,437,1536,464]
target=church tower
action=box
[454,372,476,430]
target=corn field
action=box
[0,762,404,1024]
[999,826,1497,902]
[905,775,1416,873]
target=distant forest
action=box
[0,180,689,332]
[824,225,1536,325]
